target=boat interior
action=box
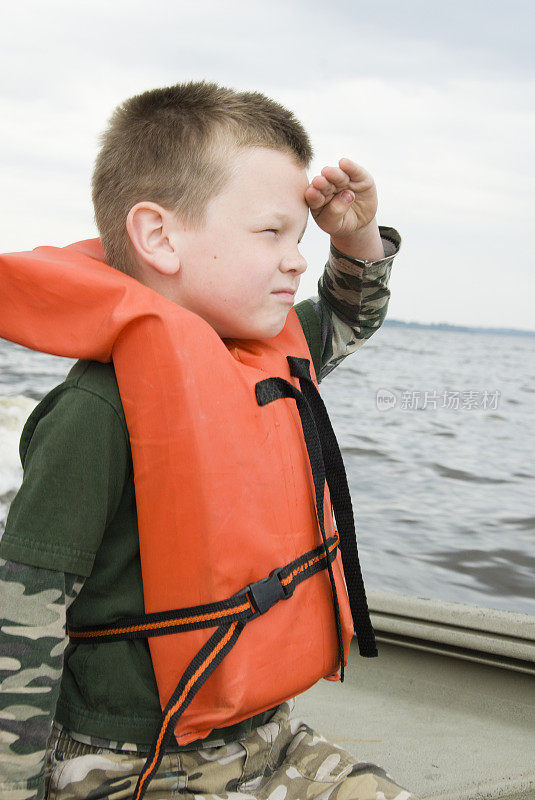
[296,592,535,800]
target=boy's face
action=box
[171,147,309,340]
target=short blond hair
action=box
[92,81,313,275]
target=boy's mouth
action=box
[272,287,297,302]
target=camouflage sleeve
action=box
[308,226,401,381]
[0,558,83,800]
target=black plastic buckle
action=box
[246,568,291,616]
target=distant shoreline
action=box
[384,319,535,337]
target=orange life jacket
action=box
[0,239,376,800]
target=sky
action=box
[1,0,534,330]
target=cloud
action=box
[1,1,533,328]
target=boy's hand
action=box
[305,159,384,261]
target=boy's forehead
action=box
[222,147,309,214]
[228,147,308,188]
[199,146,309,235]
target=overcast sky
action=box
[1,0,534,329]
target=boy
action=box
[0,82,408,799]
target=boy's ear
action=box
[126,202,181,276]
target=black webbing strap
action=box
[255,376,346,679]
[286,356,377,658]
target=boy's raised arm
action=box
[298,160,400,380]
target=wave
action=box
[341,446,401,463]
[425,462,509,484]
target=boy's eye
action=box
[263,229,279,235]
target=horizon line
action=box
[384,318,535,336]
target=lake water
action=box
[1,324,534,615]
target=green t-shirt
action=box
[0,302,322,747]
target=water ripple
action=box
[425,462,510,484]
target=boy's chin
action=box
[222,315,289,342]
[247,319,288,341]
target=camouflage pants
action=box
[44,701,414,799]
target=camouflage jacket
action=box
[0,228,400,800]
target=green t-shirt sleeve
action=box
[0,383,131,576]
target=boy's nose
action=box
[280,251,307,275]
